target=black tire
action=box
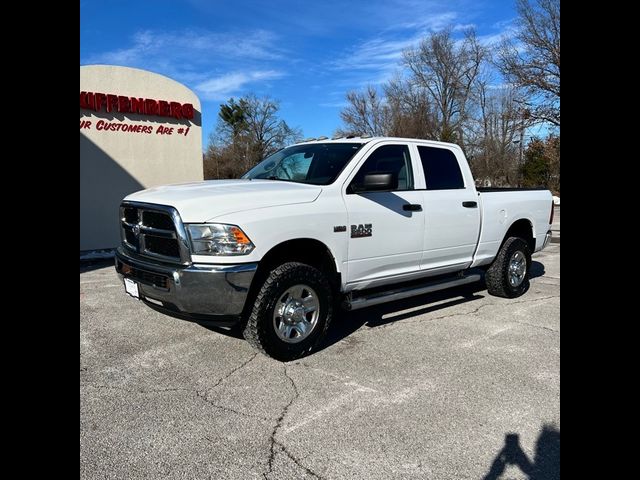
[242,262,333,361]
[485,237,531,298]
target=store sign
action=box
[79,118,191,136]
[80,91,194,120]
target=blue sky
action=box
[80,0,520,150]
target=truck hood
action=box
[125,179,323,223]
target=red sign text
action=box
[80,91,195,120]
[80,120,191,136]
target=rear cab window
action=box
[417,145,465,190]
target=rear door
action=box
[343,142,425,284]
[415,144,481,272]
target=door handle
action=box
[403,203,422,211]
[462,201,477,208]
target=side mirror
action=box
[352,172,396,193]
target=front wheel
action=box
[243,262,333,361]
[485,237,531,298]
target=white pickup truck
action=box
[116,137,553,360]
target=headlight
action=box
[186,224,255,256]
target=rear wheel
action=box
[485,237,531,298]
[243,262,333,361]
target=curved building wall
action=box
[80,65,203,251]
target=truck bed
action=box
[472,188,553,268]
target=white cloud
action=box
[82,28,288,101]
[325,10,522,95]
[195,70,285,100]
[85,28,283,67]
[452,23,476,31]
[492,18,517,30]
[478,21,519,47]
[336,12,460,72]
[319,101,349,108]
[82,28,286,91]
[393,11,458,31]
[325,11,471,93]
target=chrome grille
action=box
[120,202,191,264]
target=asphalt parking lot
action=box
[80,243,559,480]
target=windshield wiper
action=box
[264,176,298,183]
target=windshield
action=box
[242,143,364,185]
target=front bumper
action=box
[115,247,258,326]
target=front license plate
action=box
[124,278,139,298]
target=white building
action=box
[80,65,203,253]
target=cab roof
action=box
[292,136,460,149]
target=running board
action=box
[343,273,482,311]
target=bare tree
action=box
[337,78,439,140]
[205,95,302,179]
[468,84,526,186]
[403,28,485,147]
[498,0,560,126]
[203,143,246,179]
[383,75,438,139]
[240,95,302,161]
[338,86,389,136]
[332,6,559,189]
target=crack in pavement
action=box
[202,352,258,393]
[263,365,324,480]
[196,352,257,401]
[263,364,297,479]
[194,352,264,420]
[82,381,269,421]
[195,389,270,421]
[208,403,269,421]
[82,353,267,420]
[275,439,326,480]
[510,319,559,333]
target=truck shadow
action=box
[80,257,115,273]
[321,260,545,353]
[200,261,545,347]
[529,260,545,279]
[321,282,486,352]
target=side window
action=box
[417,146,465,190]
[351,144,413,191]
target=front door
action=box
[343,143,425,285]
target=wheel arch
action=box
[502,218,535,253]
[242,238,341,317]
